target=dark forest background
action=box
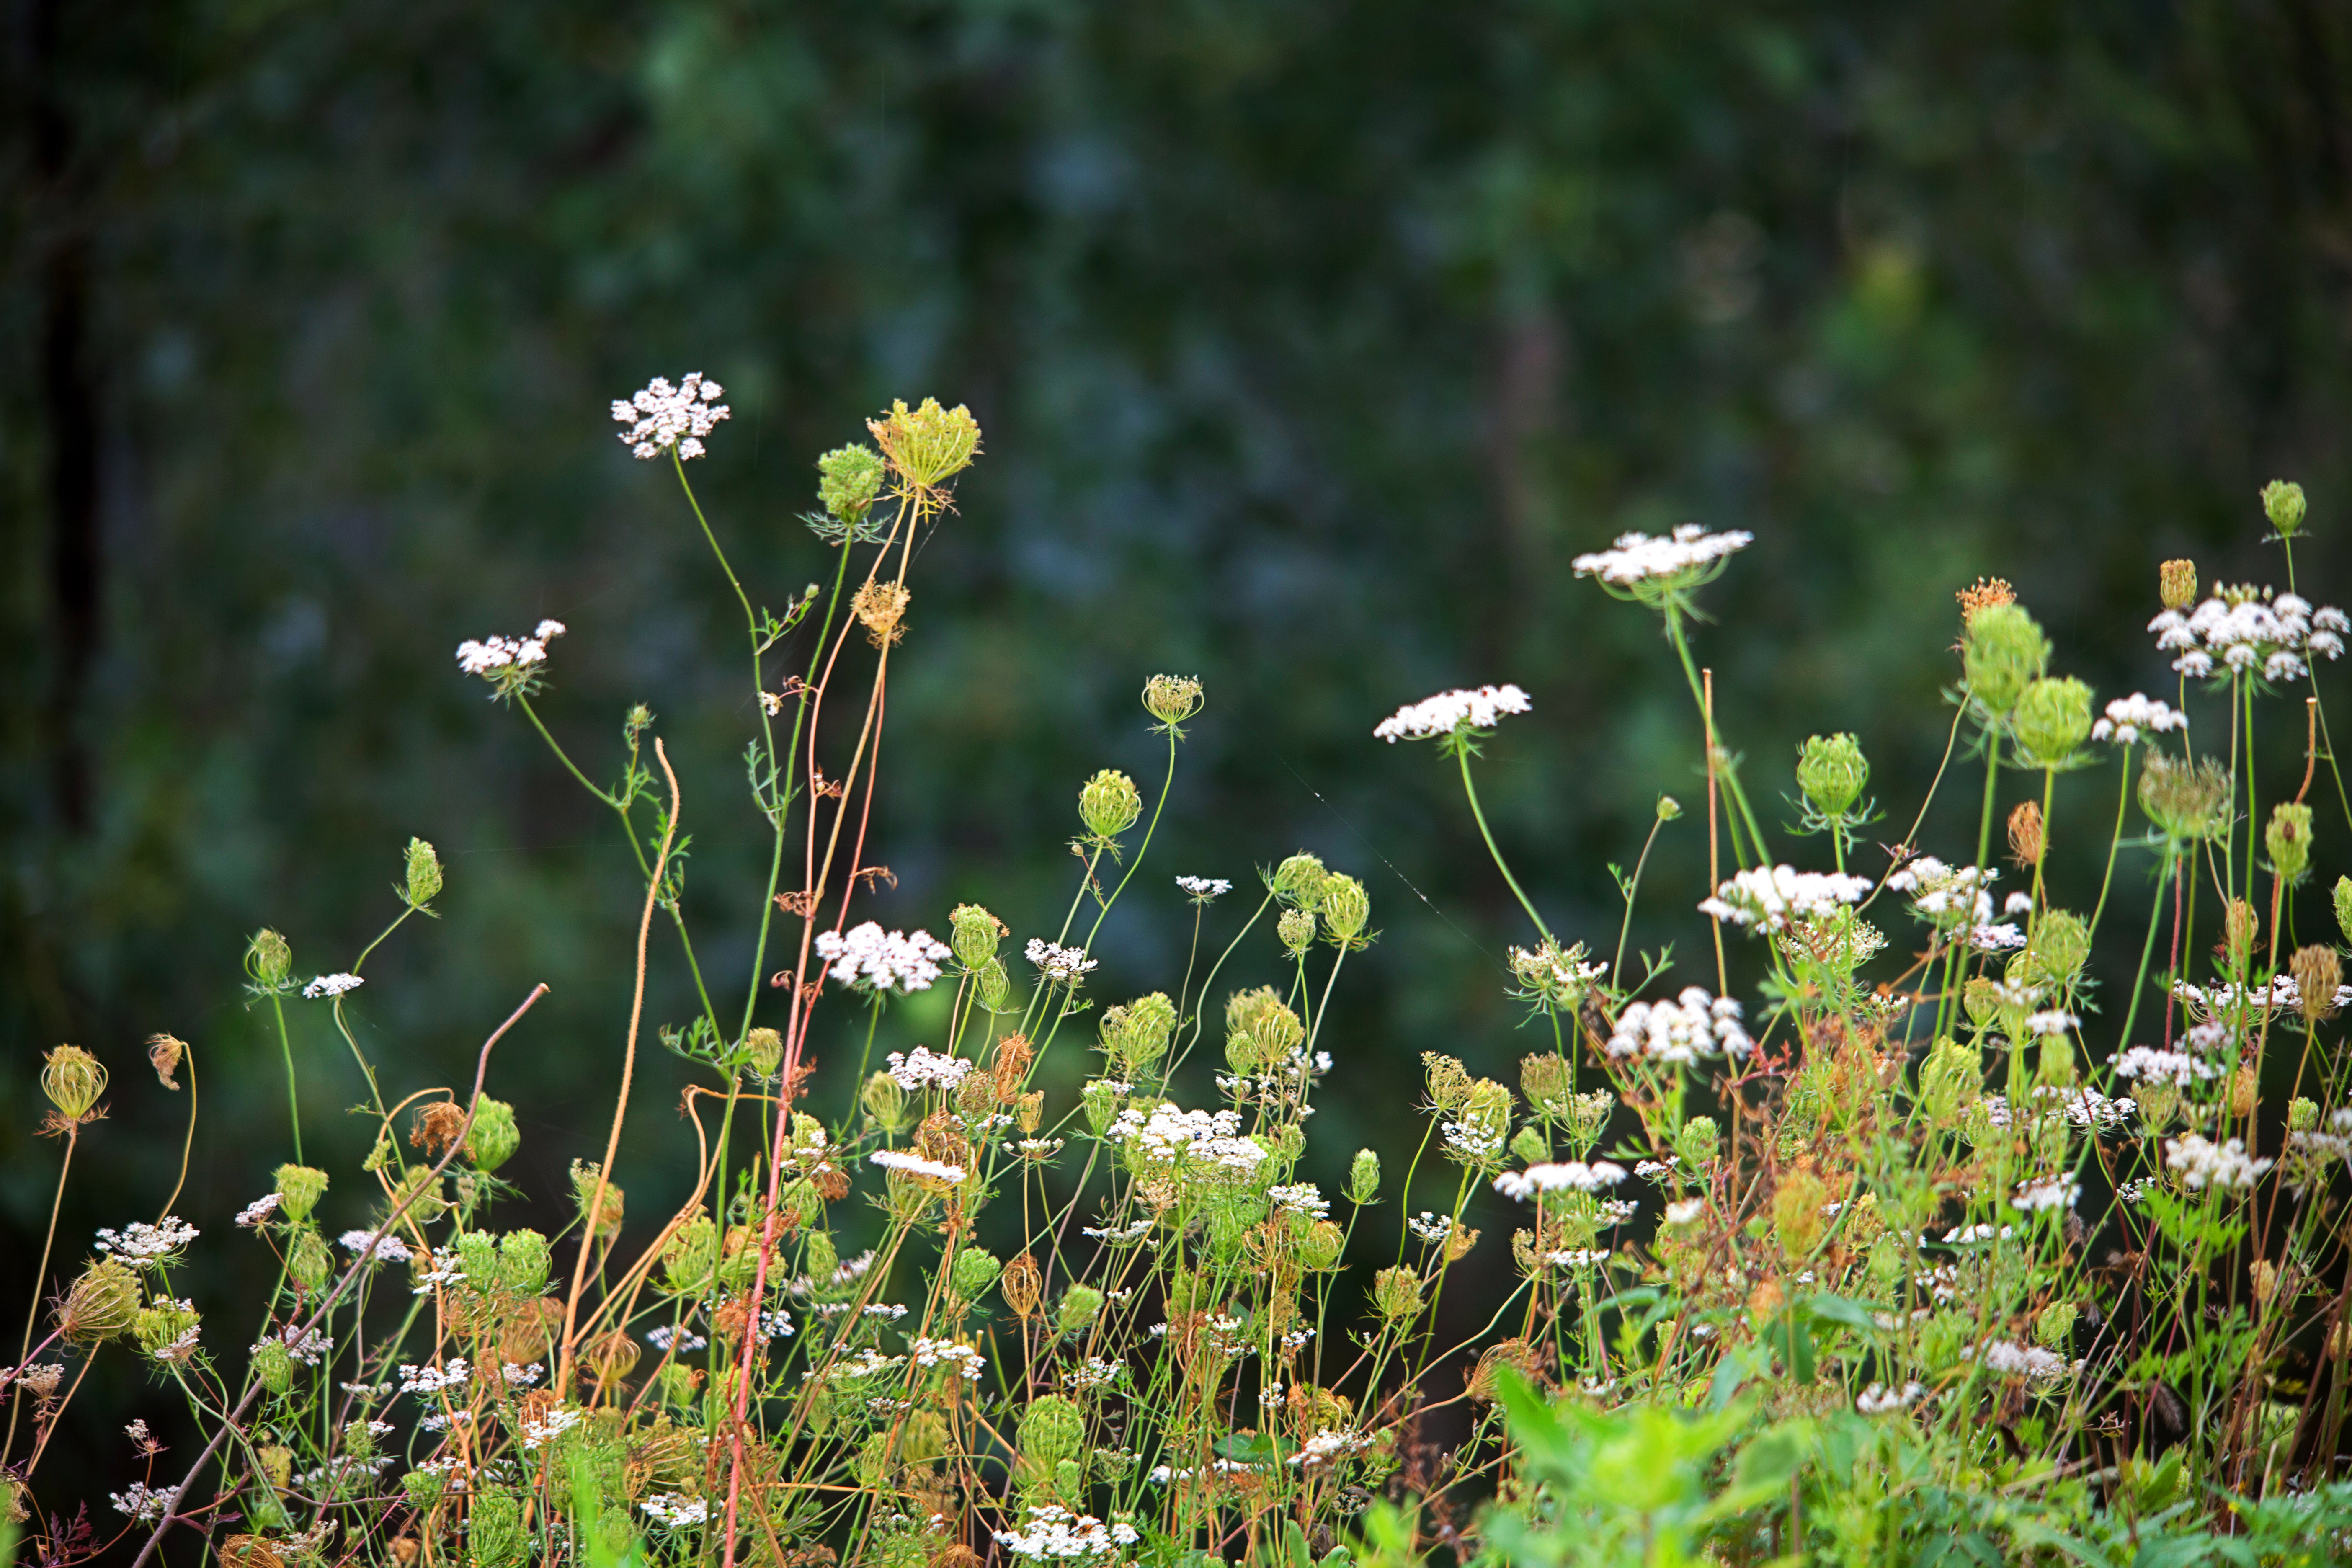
[6,0,2352,1524]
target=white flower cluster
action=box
[910,1337,984,1380]
[503,1362,543,1387]
[1407,1212,1458,1245]
[521,1406,582,1450]
[397,1358,470,1396]
[1698,865,1872,933]
[1373,683,1533,743]
[2164,1133,2274,1189]
[868,1149,967,1184]
[1290,1427,1369,1468]
[1604,989,1751,1065]
[1110,1102,1265,1174]
[1663,1197,1705,1226]
[2009,1174,2080,1212]
[2035,1085,2138,1129]
[995,1505,1140,1562]
[253,1326,333,1366]
[1964,1340,2076,1383]
[1441,1119,1508,1163]
[885,1047,973,1091]
[2111,1046,2219,1086]
[814,923,950,994]
[110,1483,179,1522]
[1026,938,1099,983]
[1267,1183,1329,1218]
[1885,857,1997,926]
[1571,524,1754,588]
[2175,975,2352,1019]
[340,1228,414,1264]
[2024,1010,2079,1038]
[2091,693,2187,744]
[96,1216,199,1264]
[645,1325,707,1353]
[2149,590,2347,681]
[1176,875,1231,900]
[234,1193,281,1228]
[612,372,730,461]
[1855,1381,1924,1414]
[302,972,365,1000]
[639,1495,709,1529]
[454,619,567,679]
[1492,1161,1630,1202]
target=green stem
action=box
[270,993,302,1162]
[1612,813,1667,987]
[1457,743,1553,944]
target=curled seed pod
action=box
[1773,1169,1828,1261]
[2293,945,2342,1023]
[253,1337,294,1394]
[1016,1090,1044,1135]
[861,1071,908,1133]
[1078,769,1142,841]
[1001,1252,1043,1319]
[1099,993,1176,1072]
[1277,907,1316,955]
[1297,1220,1346,1270]
[1271,852,1330,910]
[41,1045,106,1123]
[147,1033,187,1090]
[742,1028,783,1080]
[499,1229,552,1296]
[950,1248,1001,1301]
[949,903,1005,969]
[1675,1115,1721,1167]
[220,1537,283,1568]
[992,1032,1034,1099]
[568,1161,622,1240]
[403,836,443,908]
[1470,1339,1544,1403]
[1056,1285,1105,1334]
[289,1226,333,1291]
[2013,677,2094,768]
[410,1101,467,1158]
[2230,1060,2259,1118]
[2007,801,2044,867]
[851,579,911,647]
[1372,1266,1424,1323]
[1020,1394,1086,1467]
[976,956,1011,1011]
[57,1259,141,1346]
[1320,874,1371,945]
[583,1328,641,1389]
[2335,875,2352,947]
[245,928,293,988]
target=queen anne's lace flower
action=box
[612,372,730,461]
[2165,1133,2273,1189]
[1374,683,1532,743]
[995,1505,1140,1561]
[1491,1161,1629,1201]
[2009,1174,2080,1212]
[1964,1341,2076,1382]
[1111,1101,1265,1173]
[640,1495,709,1529]
[2091,693,2187,744]
[1856,1381,1924,1413]
[1176,875,1231,900]
[1572,524,1754,588]
[2149,588,2346,683]
[885,1047,973,1091]
[2112,1046,2218,1085]
[1885,858,1998,927]
[1698,865,1872,932]
[1026,938,1099,983]
[302,973,364,1001]
[868,1150,966,1184]
[814,923,950,993]
[110,1483,179,1522]
[1604,988,1751,1064]
[339,1228,414,1264]
[96,1217,199,1264]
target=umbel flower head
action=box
[2012,677,2095,769]
[2138,753,2231,845]
[2148,584,2346,682]
[2262,478,2308,537]
[613,372,729,460]
[1374,684,1531,755]
[1571,523,1753,614]
[454,619,567,701]
[868,397,981,492]
[1961,602,2050,718]
[1142,673,1204,734]
[1795,733,1869,824]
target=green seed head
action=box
[245,928,293,988]
[2267,802,2315,882]
[1674,1115,1721,1168]
[1319,873,1371,944]
[2028,910,2092,988]
[274,1164,329,1223]
[1142,673,1204,731]
[1373,1266,1425,1323]
[1056,1285,1105,1334]
[1796,733,1870,822]
[41,1045,106,1122]
[289,1226,333,1290]
[1277,907,1317,955]
[816,443,886,520]
[456,1230,500,1286]
[1962,603,2050,717]
[1298,1219,1346,1270]
[499,1229,552,1296]
[976,956,1011,1011]
[2139,753,2232,843]
[2336,876,2352,946]
[662,1217,717,1294]
[1020,1395,1086,1466]
[59,1259,141,1346]
[403,836,444,908]
[1508,1125,1548,1165]
[1920,1036,1983,1123]
[1099,991,1176,1072]
[868,397,981,490]
[2262,479,2308,536]
[2012,676,2095,768]
[1078,769,1142,841]
[950,1248,1002,1301]
[862,1071,908,1134]
[1348,1148,1381,1205]
[254,1337,294,1394]
[949,903,1003,969]
[465,1098,519,1172]
[132,1300,200,1357]
[1421,1052,1473,1112]
[1519,1053,1571,1116]
[742,1028,783,1080]
[1271,851,1330,910]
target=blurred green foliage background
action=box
[6,0,2352,1515]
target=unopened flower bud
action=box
[862,1071,908,1134]
[2160,559,2197,610]
[1078,769,1142,841]
[1422,1052,1472,1112]
[1674,1115,1720,1168]
[132,1300,197,1357]
[949,904,1003,969]
[1019,1394,1084,1465]
[1566,1090,1614,1154]
[41,1045,106,1122]
[1920,1036,1982,1122]
[1319,873,1370,944]
[465,1098,518,1172]
[1373,1266,1424,1323]
[289,1226,332,1290]
[1349,1148,1380,1205]
[246,928,293,988]
[1796,733,1869,822]
[2029,910,2091,988]
[1271,852,1330,910]
[1056,1285,1104,1334]
[2261,479,2308,536]
[1656,794,1683,821]
[1962,603,2050,717]
[2337,875,2352,947]
[951,1248,1001,1301]
[1278,907,1316,955]
[254,1338,294,1394]
[1298,1219,1346,1270]
[1142,673,1204,731]
[499,1229,551,1296]
[274,1165,329,1224]
[1508,1126,1548,1165]
[816,443,886,519]
[743,1027,783,1080]
[2267,802,2314,883]
[976,957,1011,1011]
[2013,676,2094,768]
[1081,1079,1122,1135]
[2035,1301,2079,1350]
[1016,1091,1044,1134]
[2289,1096,2320,1132]
[1100,992,1176,1072]
[57,1259,141,1345]
[2292,944,2341,1023]
[402,837,443,908]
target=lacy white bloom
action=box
[339,1228,415,1264]
[1663,1197,1705,1226]
[1374,683,1532,743]
[885,1047,973,1091]
[503,1362,543,1386]
[1699,865,1872,932]
[1291,1427,1369,1468]
[995,1505,1140,1561]
[814,923,950,994]
[1268,1183,1329,1218]
[1026,938,1099,983]
[640,1495,709,1529]
[2009,1174,2080,1212]
[302,972,364,1001]
[1110,1102,1264,1173]
[1856,1381,1924,1414]
[521,1406,582,1450]
[1492,1161,1629,1201]
[454,620,566,683]
[2171,976,2349,1018]
[868,1149,967,1184]
[97,1216,199,1264]
[910,1337,984,1379]
[1407,1212,1458,1244]
[254,1326,333,1366]
[1605,988,1751,1064]
[1441,1118,1507,1163]
[110,1483,179,1522]
[2165,1133,2273,1189]
[1885,858,1997,927]
[2091,693,2187,744]
[2036,1085,2137,1129]
[1176,875,1232,900]
[1964,1340,2076,1382]
[612,372,730,461]
[1970,923,2026,952]
[2151,588,2347,681]
[234,1194,282,1228]
[1571,524,1753,588]
[2111,1046,2218,1085]
[644,1325,707,1353]
[397,1359,469,1396]
[2024,1010,2079,1038]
